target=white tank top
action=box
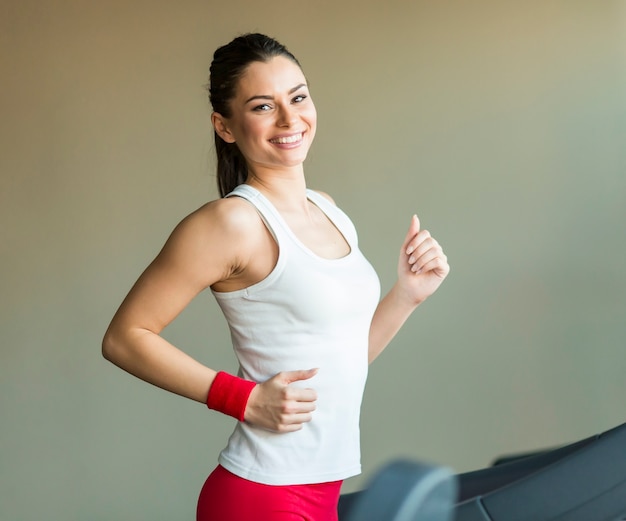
[211,184,381,485]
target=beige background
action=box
[2,1,625,519]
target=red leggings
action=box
[197,465,342,521]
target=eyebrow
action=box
[244,83,308,105]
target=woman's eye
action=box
[293,95,307,103]
[254,104,272,112]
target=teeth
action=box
[271,133,302,144]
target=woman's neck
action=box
[245,165,309,213]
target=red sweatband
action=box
[206,371,256,422]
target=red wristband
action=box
[206,371,256,422]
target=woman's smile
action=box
[269,132,304,146]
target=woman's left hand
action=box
[397,215,450,305]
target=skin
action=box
[102,55,450,434]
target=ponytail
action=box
[215,133,248,197]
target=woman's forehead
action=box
[236,56,307,97]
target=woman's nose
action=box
[277,104,297,126]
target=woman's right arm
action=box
[102,199,318,430]
[102,200,237,403]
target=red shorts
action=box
[197,465,342,521]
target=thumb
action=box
[282,368,319,385]
[402,214,421,252]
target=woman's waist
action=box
[219,410,363,485]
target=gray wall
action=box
[2,1,625,519]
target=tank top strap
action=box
[305,189,358,247]
[225,184,289,243]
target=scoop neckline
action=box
[236,184,354,263]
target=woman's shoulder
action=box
[156,197,267,284]
[178,196,264,244]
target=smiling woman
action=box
[101,32,450,521]
[211,56,317,176]
[207,35,316,198]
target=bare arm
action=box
[102,200,242,402]
[369,215,450,363]
[102,198,318,431]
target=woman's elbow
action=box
[102,328,122,363]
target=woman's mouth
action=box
[269,132,303,145]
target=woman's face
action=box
[213,55,317,174]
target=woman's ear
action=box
[211,112,236,144]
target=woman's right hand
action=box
[244,369,318,432]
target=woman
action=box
[102,33,449,521]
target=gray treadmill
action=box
[339,421,626,521]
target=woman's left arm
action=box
[368,215,450,363]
